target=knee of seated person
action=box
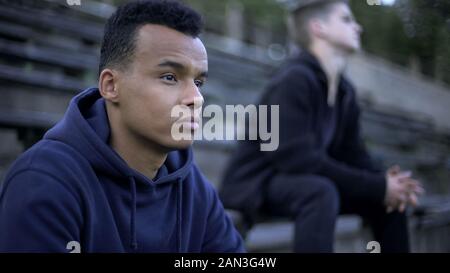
[310,176,340,212]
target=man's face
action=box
[321,3,362,52]
[114,24,207,150]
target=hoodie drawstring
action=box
[128,176,138,251]
[128,175,183,252]
[176,178,182,252]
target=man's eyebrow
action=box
[157,60,186,70]
[158,60,208,78]
[198,71,208,78]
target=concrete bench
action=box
[194,138,450,252]
[244,215,368,253]
[0,2,102,148]
[225,195,450,253]
[0,109,60,148]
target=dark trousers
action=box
[264,174,410,253]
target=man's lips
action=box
[177,117,200,123]
[176,117,200,130]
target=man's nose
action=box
[182,82,204,109]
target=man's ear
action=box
[309,18,327,40]
[99,68,120,103]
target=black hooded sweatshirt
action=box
[220,51,386,223]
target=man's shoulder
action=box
[264,58,321,100]
[0,139,90,209]
[186,163,214,190]
[271,59,317,85]
[260,60,317,105]
[3,139,91,186]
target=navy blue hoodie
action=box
[0,87,244,253]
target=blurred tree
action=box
[351,0,450,84]
[106,0,450,86]
[350,0,412,65]
[184,0,286,45]
[397,0,450,84]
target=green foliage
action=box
[350,0,450,84]
[110,0,450,86]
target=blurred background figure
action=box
[220,0,423,253]
[0,0,449,252]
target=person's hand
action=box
[384,165,424,213]
[398,176,424,212]
[384,165,410,212]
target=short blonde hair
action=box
[287,0,346,50]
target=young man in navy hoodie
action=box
[220,0,423,252]
[0,0,244,253]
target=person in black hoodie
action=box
[220,0,423,253]
[0,0,244,252]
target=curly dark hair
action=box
[99,0,204,74]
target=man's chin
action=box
[169,139,195,150]
[350,41,361,52]
[343,44,360,54]
[333,41,360,54]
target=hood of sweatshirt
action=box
[44,87,192,251]
[45,87,192,183]
[1,87,245,252]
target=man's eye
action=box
[161,74,177,82]
[343,16,353,23]
[194,80,204,87]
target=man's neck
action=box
[107,109,168,180]
[310,43,350,106]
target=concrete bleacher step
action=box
[241,197,450,253]
[245,215,370,253]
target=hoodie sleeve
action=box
[264,67,386,205]
[201,183,246,253]
[0,169,83,252]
